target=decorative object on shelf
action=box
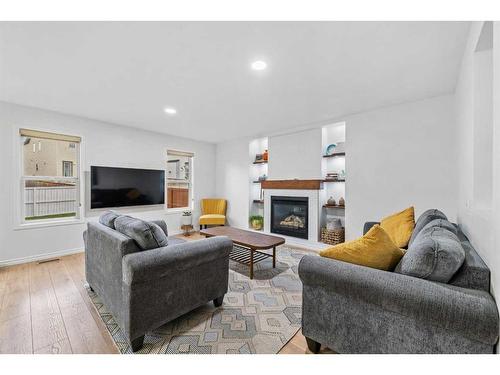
[326,218,342,231]
[335,141,345,154]
[263,149,268,161]
[339,197,345,207]
[181,224,194,236]
[181,211,192,226]
[249,215,264,230]
[254,153,264,163]
[327,196,336,206]
[325,143,337,156]
[325,172,340,181]
[321,227,345,245]
[338,169,346,181]
[258,174,267,181]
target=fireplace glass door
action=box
[270,196,308,239]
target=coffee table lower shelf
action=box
[199,226,285,280]
[230,245,275,279]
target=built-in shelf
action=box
[323,204,345,209]
[253,180,267,183]
[323,179,345,183]
[253,199,264,204]
[322,152,346,158]
[253,160,268,165]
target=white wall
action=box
[215,137,250,229]
[0,101,216,265]
[455,22,500,351]
[345,95,457,239]
[268,128,323,180]
[215,95,457,242]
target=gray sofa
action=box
[84,218,233,352]
[299,215,499,354]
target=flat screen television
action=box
[91,166,165,209]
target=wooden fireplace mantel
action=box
[261,179,324,190]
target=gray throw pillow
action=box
[150,219,168,237]
[395,226,465,283]
[409,209,447,246]
[99,210,120,229]
[421,218,457,236]
[114,215,168,250]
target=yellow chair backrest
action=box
[201,199,227,215]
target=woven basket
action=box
[321,227,345,245]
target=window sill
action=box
[164,208,193,215]
[14,218,85,231]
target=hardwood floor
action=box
[0,232,333,354]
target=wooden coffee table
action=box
[200,226,285,279]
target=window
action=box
[62,161,73,177]
[20,128,81,223]
[166,150,193,210]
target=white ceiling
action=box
[0,22,470,143]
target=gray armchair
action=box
[84,221,232,352]
[299,223,499,353]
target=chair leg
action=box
[130,335,145,352]
[305,337,321,353]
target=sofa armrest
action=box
[298,255,499,345]
[122,236,233,285]
[363,221,380,235]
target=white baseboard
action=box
[0,247,84,268]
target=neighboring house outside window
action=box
[166,150,194,210]
[20,128,81,223]
[62,161,73,177]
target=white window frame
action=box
[166,150,194,213]
[16,128,84,229]
[62,160,73,177]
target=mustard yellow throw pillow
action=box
[320,225,404,271]
[380,206,415,248]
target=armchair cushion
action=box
[115,215,168,250]
[199,214,226,225]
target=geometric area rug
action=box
[86,245,311,354]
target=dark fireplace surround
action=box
[270,196,309,239]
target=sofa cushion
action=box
[409,209,447,246]
[114,215,168,250]
[380,206,415,248]
[150,219,168,237]
[449,229,491,292]
[320,224,404,271]
[421,218,458,236]
[396,226,465,283]
[99,210,120,229]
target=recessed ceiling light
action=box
[251,60,267,71]
[164,107,177,115]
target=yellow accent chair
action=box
[199,199,227,229]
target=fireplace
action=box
[270,196,309,239]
